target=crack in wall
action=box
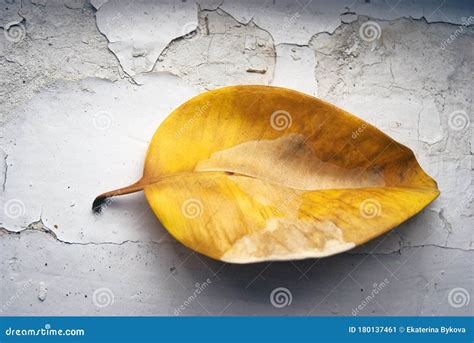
[1,149,7,192]
[1,221,472,254]
[347,243,474,256]
[438,208,453,246]
[0,220,170,247]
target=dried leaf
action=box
[93,86,439,263]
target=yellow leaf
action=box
[93,86,439,263]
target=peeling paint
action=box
[153,9,275,89]
[219,0,474,45]
[95,0,198,76]
[0,0,121,118]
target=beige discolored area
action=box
[218,176,356,262]
[196,133,386,191]
[221,218,355,263]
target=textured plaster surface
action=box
[0,0,472,316]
